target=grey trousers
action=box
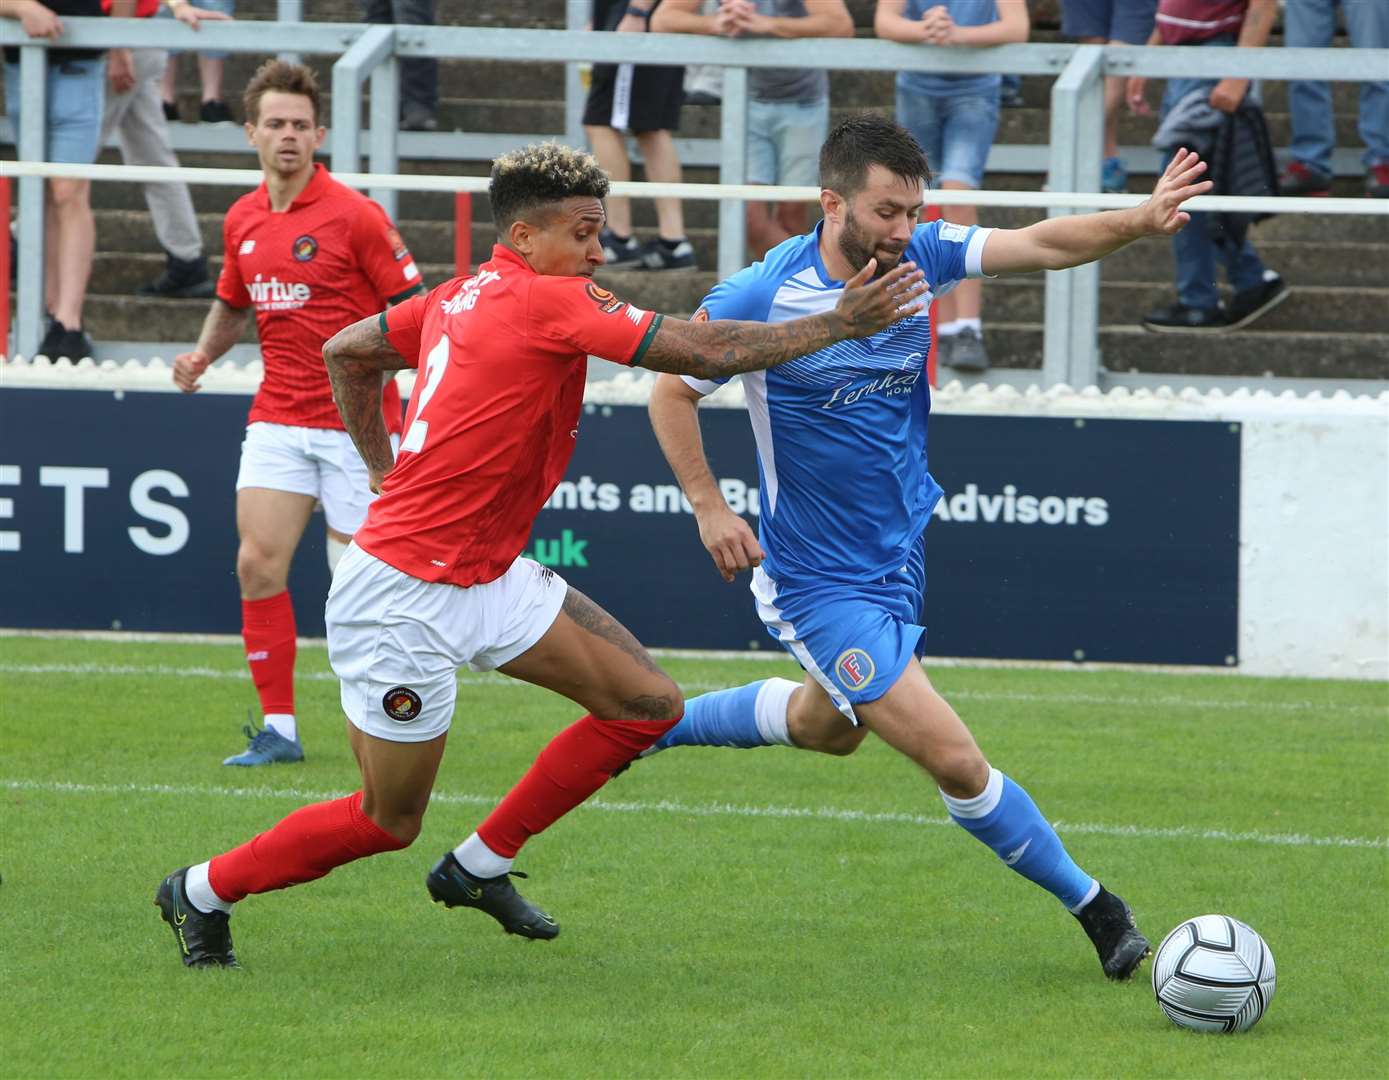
[99,47,202,262]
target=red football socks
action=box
[241,590,296,717]
[208,791,406,903]
[477,713,679,858]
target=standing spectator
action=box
[101,0,228,298]
[171,61,424,766]
[583,0,695,269]
[2,0,108,359]
[1280,0,1388,199]
[1060,0,1158,192]
[157,0,234,123]
[360,0,438,131]
[1130,0,1288,332]
[655,0,854,260]
[877,0,1030,373]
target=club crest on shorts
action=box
[382,686,423,723]
[835,648,875,690]
[585,281,625,315]
[292,234,318,262]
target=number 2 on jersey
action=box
[400,334,449,454]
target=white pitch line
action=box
[2,661,1385,715]
[2,778,1385,851]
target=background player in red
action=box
[170,61,424,767]
[154,142,929,966]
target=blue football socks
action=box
[942,767,1097,911]
[647,678,798,752]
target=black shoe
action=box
[945,326,989,372]
[426,852,559,940]
[1225,273,1289,330]
[600,227,643,268]
[637,237,697,270]
[1141,302,1229,333]
[37,320,92,361]
[1073,885,1150,981]
[1278,160,1332,197]
[162,99,180,123]
[154,867,240,968]
[138,252,216,299]
[199,99,233,124]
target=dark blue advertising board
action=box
[0,389,1240,664]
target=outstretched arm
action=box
[638,259,928,377]
[323,314,412,492]
[982,149,1214,275]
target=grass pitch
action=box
[1,634,1385,1079]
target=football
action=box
[1152,914,1277,1033]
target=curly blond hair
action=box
[489,143,610,228]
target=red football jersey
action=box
[353,245,663,587]
[217,164,423,432]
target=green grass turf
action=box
[1,634,1385,1079]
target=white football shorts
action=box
[235,421,398,535]
[326,543,569,743]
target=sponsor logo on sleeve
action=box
[585,281,626,315]
[382,686,423,723]
[239,239,256,255]
[939,223,970,243]
[385,227,409,261]
[292,234,318,262]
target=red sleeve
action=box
[526,276,662,366]
[382,291,430,369]
[216,209,251,309]
[352,199,425,305]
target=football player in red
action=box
[154,141,930,966]
[170,61,424,767]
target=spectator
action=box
[877,0,1030,373]
[101,0,228,298]
[157,0,234,123]
[1130,0,1289,332]
[583,0,695,269]
[655,0,854,260]
[1280,0,1388,199]
[360,0,438,131]
[2,0,108,359]
[1060,0,1158,192]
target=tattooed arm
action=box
[638,258,927,378]
[323,314,413,492]
[171,300,250,392]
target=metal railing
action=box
[2,17,1386,387]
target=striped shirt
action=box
[1155,0,1246,46]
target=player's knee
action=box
[615,675,683,723]
[363,805,424,846]
[236,542,284,593]
[933,748,990,798]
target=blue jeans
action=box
[895,89,1000,189]
[1285,0,1389,171]
[4,57,105,163]
[1159,39,1267,310]
[362,0,438,115]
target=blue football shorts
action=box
[750,543,927,725]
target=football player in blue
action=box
[646,114,1214,981]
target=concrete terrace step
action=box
[89,208,1389,290]
[66,291,1388,380]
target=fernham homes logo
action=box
[247,274,311,311]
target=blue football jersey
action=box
[683,219,992,583]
